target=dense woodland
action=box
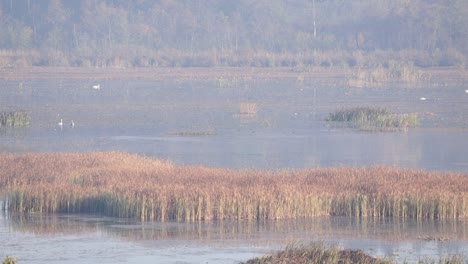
[0,0,467,68]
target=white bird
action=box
[92,84,100,90]
[419,97,427,101]
[465,89,468,94]
[58,119,63,129]
[70,120,75,128]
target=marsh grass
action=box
[0,111,30,127]
[241,243,466,264]
[2,256,16,264]
[241,242,391,264]
[0,152,467,222]
[326,107,418,131]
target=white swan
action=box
[92,84,100,90]
[70,120,75,128]
[58,119,63,126]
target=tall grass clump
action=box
[241,243,466,264]
[0,152,467,222]
[326,107,418,131]
[241,242,391,264]
[2,256,16,264]
[0,111,30,127]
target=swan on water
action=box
[70,120,75,128]
[92,84,100,90]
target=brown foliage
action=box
[0,152,467,221]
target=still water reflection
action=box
[1,212,467,263]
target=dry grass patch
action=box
[0,152,467,222]
[241,243,391,264]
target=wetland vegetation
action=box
[242,243,465,264]
[0,110,30,127]
[348,64,432,88]
[1,256,16,264]
[1,152,466,222]
[241,243,391,264]
[326,107,419,132]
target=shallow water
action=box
[1,212,467,263]
[1,77,467,172]
[1,75,468,263]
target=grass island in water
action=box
[326,107,418,132]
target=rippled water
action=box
[1,75,467,263]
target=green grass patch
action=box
[2,256,16,264]
[326,107,418,131]
[0,111,30,127]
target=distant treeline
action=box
[0,0,467,68]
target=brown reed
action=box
[0,152,467,222]
[239,103,258,115]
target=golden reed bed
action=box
[0,152,467,222]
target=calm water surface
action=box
[1,77,467,171]
[1,75,467,263]
[1,212,467,263]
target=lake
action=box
[1,68,467,262]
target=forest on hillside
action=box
[0,0,467,68]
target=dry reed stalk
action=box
[239,103,258,115]
[0,152,467,222]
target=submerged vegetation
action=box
[0,111,30,127]
[0,152,467,222]
[241,243,466,264]
[326,107,418,131]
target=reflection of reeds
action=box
[7,214,97,235]
[0,111,30,127]
[242,242,391,264]
[326,107,418,131]
[1,152,467,222]
[239,103,258,115]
